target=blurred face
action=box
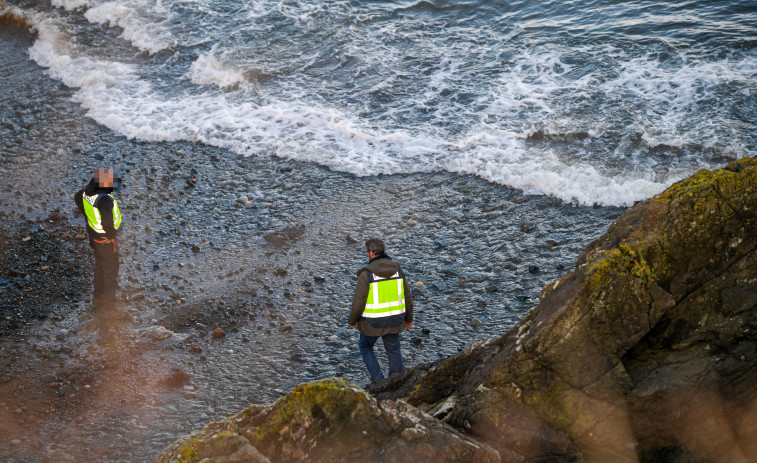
[95,168,114,188]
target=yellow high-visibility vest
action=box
[82,192,122,234]
[363,270,406,318]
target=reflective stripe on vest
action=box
[82,192,122,234]
[363,270,406,318]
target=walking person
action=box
[349,238,413,382]
[74,167,125,318]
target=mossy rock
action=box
[156,378,500,463]
[373,157,757,462]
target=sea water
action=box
[5,0,755,206]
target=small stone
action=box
[447,296,457,302]
[11,439,21,446]
[421,328,431,335]
[183,385,196,392]
[415,281,424,287]
[41,374,58,383]
[279,325,293,334]
[49,382,61,389]
[458,276,467,285]
[528,265,540,273]
[139,326,173,341]
[212,328,226,338]
[471,318,483,327]
[41,266,49,271]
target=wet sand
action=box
[0,21,624,462]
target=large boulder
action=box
[156,378,500,463]
[371,157,757,462]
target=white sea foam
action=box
[599,49,755,153]
[443,138,665,206]
[188,50,248,89]
[28,17,136,90]
[84,0,175,54]
[51,0,91,11]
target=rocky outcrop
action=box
[157,157,757,463]
[156,378,499,463]
[371,157,757,462]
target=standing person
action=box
[349,238,413,382]
[74,167,124,317]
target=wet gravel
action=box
[0,21,625,463]
[0,212,91,337]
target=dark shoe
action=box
[93,301,131,321]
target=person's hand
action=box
[404,321,413,330]
[350,324,357,328]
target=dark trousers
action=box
[90,238,119,308]
[358,333,404,382]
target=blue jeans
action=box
[358,333,404,382]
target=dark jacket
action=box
[74,178,119,240]
[349,255,414,337]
